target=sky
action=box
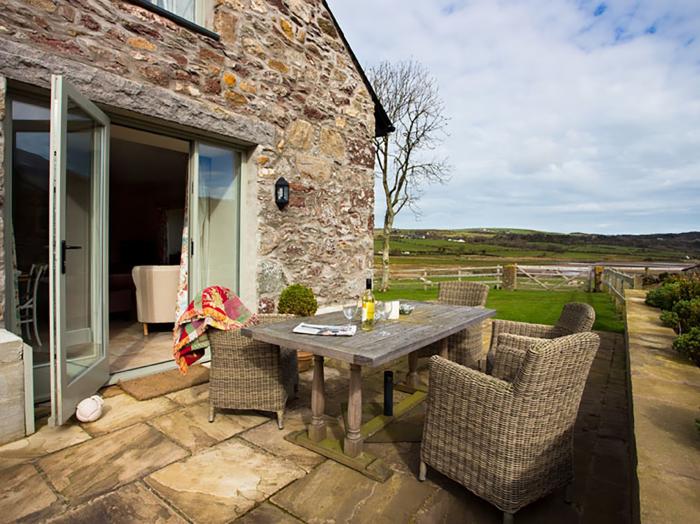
[328,0,700,234]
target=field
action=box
[375,286,624,333]
[374,228,700,268]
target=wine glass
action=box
[374,301,385,322]
[343,302,358,326]
[375,301,392,336]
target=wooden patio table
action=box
[241,301,495,480]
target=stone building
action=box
[0,0,391,428]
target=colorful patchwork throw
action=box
[173,286,257,373]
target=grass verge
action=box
[375,286,624,333]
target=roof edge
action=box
[322,0,394,138]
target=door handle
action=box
[61,240,82,274]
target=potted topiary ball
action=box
[278,284,318,371]
[278,284,318,317]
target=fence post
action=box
[594,266,603,292]
[633,274,643,289]
[422,270,428,291]
[502,264,517,291]
[457,269,462,282]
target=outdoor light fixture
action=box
[275,176,290,210]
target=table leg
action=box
[309,355,326,442]
[407,351,419,388]
[439,338,449,359]
[344,364,363,457]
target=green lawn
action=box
[375,286,624,333]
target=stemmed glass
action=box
[374,301,390,335]
[343,302,359,327]
[374,301,385,322]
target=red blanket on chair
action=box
[173,286,257,373]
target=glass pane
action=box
[147,0,195,22]
[197,144,240,294]
[11,99,51,359]
[64,102,102,383]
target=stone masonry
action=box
[0,0,378,316]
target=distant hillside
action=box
[373,228,700,265]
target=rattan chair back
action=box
[553,302,595,336]
[438,281,489,307]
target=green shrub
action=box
[277,284,318,316]
[672,298,700,333]
[645,281,682,310]
[645,274,700,311]
[673,327,700,366]
[660,310,680,331]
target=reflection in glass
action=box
[146,0,195,22]
[64,103,101,383]
[197,144,240,294]
[11,100,51,358]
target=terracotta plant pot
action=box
[297,351,313,372]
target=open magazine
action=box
[293,323,357,336]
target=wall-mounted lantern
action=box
[275,176,290,210]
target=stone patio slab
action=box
[411,473,500,523]
[146,438,305,524]
[239,412,325,473]
[99,385,125,398]
[271,460,439,523]
[236,502,303,523]
[632,395,700,480]
[80,391,179,436]
[165,383,209,406]
[0,464,63,523]
[45,482,186,523]
[150,402,268,451]
[0,419,91,471]
[38,423,187,504]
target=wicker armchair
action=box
[487,302,595,371]
[208,314,297,429]
[417,281,490,367]
[419,332,601,523]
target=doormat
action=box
[119,365,209,400]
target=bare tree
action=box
[370,60,452,291]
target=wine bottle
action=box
[361,278,375,331]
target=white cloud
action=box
[328,0,700,233]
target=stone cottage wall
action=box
[0,0,376,313]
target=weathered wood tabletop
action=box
[241,301,496,367]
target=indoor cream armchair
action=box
[132,265,180,335]
[419,332,601,523]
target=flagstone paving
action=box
[238,409,326,473]
[235,502,303,524]
[0,419,91,472]
[145,439,306,523]
[165,382,210,406]
[79,393,179,436]
[0,464,63,523]
[45,482,186,524]
[149,402,268,452]
[0,331,633,523]
[38,423,188,504]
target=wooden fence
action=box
[390,264,591,291]
[600,267,643,309]
[388,264,686,294]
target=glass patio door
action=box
[49,76,110,426]
[189,142,241,297]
